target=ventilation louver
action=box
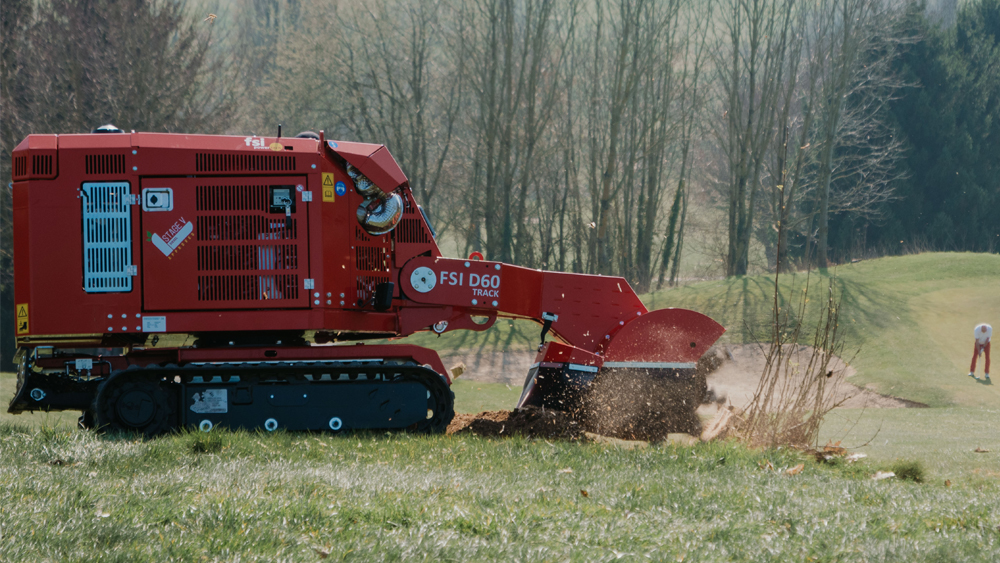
[85,154,125,175]
[195,153,296,173]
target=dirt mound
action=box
[447,407,586,440]
[446,401,698,442]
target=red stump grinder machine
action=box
[8,128,725,435]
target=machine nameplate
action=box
[190,389,228,413]
[142,316,167,332]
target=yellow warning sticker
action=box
[322,173,336,202]
[15,303,28,335]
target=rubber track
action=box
[98,362,455,434]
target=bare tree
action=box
[334,0,466,223]
[809,0,908,266]
[713,0,798,277]
[461,0,577,264]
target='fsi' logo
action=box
[244,137,267,149]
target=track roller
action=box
[93,369,178,436]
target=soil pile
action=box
[447,352,724,441]
[446,399,703,442]
[447,407,586,440]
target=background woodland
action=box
[2,0,998,365]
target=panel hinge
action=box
[304,278,315,290]
[123,193,139,205]
[302,191,313,202]
[125,265,137,276]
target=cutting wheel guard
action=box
[517,308,725,411]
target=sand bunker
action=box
[697,344,927,415]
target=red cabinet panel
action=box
[141,176,310,311]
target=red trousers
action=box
[971,341,991,374]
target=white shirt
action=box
[974,324,992,345]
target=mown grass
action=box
[2,423,998,562]
[451,379,523,414]
[645,252,1000,407]
[819,407,1000,486]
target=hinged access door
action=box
[141,176,309,311]
[81,182,134,293]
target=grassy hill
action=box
[392,252,1000,407]
[645,252,1000,407]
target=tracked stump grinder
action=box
[8,129,724,435]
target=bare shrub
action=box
[729,169,852,447]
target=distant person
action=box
[969,323,991,382]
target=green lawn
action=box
[2,423,998,562]
[646,252,1000,407]
[451,379,523,414]
[5,250,1000,561]
[819,407,1000,485]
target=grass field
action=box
[3,252,1000,561]
[2,422,998,562]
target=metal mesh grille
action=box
[82,182,132,293]
[197,244,298,271]
[354,225,391,305]
[196,216,297,241]
[395,217,431,244]
[356,245,389,272]
[356,274,390,306]
[196,185,268,211]
[197,274,299,301]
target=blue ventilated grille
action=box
[82,182,133,293]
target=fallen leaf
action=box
[580,490,589,497]
[557,468,573,474]
[872,471,896,481]
[785,463,804,476]
[944,480,951,487]
[974,447,990,453]
[314,548,330,559]
[845,453,868,463]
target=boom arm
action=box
[397,256,725,367]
